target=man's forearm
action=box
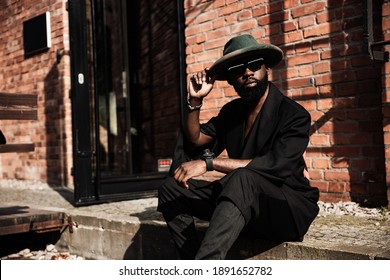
[213,158,251,174]
[184,97,214,147]
[184,107,202,145]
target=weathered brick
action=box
[329,182,347,193]
[310,134,330,146]
[219,2,243,16]
[325,171,351,182]
[298,15,315,29]
[288,53,319,66]
[231,19,258,33]
[312,158,330,169]
[291,2,326,18]
[304,21,343,38]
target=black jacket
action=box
[171,82,319,239]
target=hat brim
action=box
[208,45,283,81]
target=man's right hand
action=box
[187,68,215,101]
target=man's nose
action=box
[243,67,254,76]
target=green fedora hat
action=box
[208,34,284,80]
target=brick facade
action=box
[0,0,72,186]
[0,0,389,208]
[184,0,388,208]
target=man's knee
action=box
[158,177,172,196]
[234,167,255,177]
[223,168,258,191]
[224,168,282,196]
[157,177,180,213]
[158,177,178,200]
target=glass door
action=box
[91,0,132,178]
[69,0,183,204]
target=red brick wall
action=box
[0,0,72,186]
[1,0,389,208]
[184,0,388,207]
[382,0,390,209]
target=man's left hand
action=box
[174,160,207,189]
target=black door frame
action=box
[68,0,95,205]
[68,0,187,205]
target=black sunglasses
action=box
[227,58,264,76]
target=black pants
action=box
[157,169,299,259]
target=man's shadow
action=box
[123,206,179,259]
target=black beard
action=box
[234,73,268,104]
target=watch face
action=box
[201,149,215,159]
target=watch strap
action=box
[204,157,214,171]
[187,96,203,111]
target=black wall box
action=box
[23,12,51,56]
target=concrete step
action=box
[0,184,388,260]
[56,212,390,260]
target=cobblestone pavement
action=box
[0,179,389,259]
[1,244,84,260]
[311,201,390,249]
[306,215,390,249]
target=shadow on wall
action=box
[183,0,387,207]
[44,59,69,188]
[276,0,387,207]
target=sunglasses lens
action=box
[228,64,246,76]
[228,58,264,76]
[247,59,264,72]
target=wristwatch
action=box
[187,96,203,111]
[200,149,215,171]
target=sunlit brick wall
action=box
[0,0,73,187]
[2,0,389,207]
[184,0,388,207]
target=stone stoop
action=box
[55,214,390,260]
[56,214,178,260]
[242,240,390,260]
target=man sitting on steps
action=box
[157,34,319,260]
